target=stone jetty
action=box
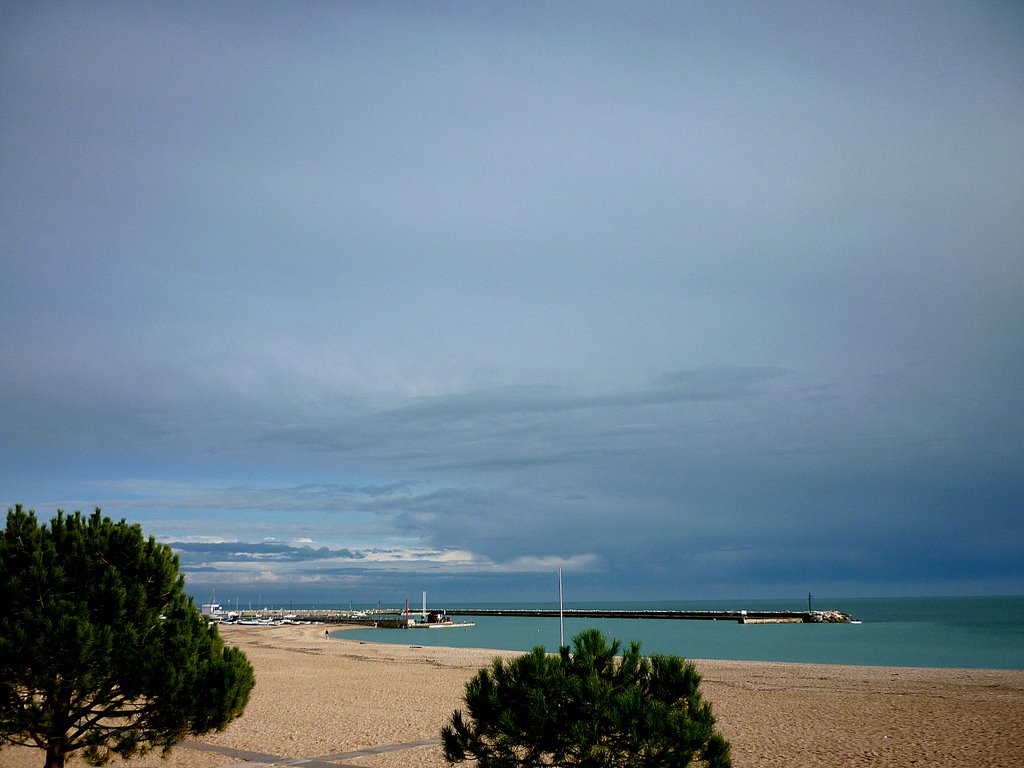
[442,607,854,624]
[209,606,854,626]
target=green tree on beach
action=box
[442,627,731,768]
[0,506,255,768]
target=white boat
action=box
[412,619,475,629]
[409,598,474,629]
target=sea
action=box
[336,596,1024,670]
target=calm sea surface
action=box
[337,596,1024,670]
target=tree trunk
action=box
[44,745,65,768]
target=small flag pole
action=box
[559,568,564,647]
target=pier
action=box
[441,608,852,624]
[207,607,852,626]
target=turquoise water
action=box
[338,596,1024,669]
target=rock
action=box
[807,610,853,623]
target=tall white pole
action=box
[558,568,564,647]
[422,590,427,620]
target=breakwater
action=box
[442,608,852,624]
[214,607,852,625]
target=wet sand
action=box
[5,623,1023,767]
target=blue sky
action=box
[2,1,1022,605]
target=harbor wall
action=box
[214,607,852,625]
[442,608,852,623]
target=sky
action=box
[2,1,1022,606]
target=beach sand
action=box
[5,623,1023,767]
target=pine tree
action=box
[0,506,255,768]
[442,628,731,768]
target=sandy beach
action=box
[6,623,1023,768]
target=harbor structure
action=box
[441,607,853,624]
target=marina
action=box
[200,592,477,629]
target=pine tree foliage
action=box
[0,506,255,768]
[442,628,731,768]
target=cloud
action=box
[169,535,599,600]
[2,3,1022,602]
[504,555,600,573]
[171,541,365,563]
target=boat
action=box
[410,610,474,629]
